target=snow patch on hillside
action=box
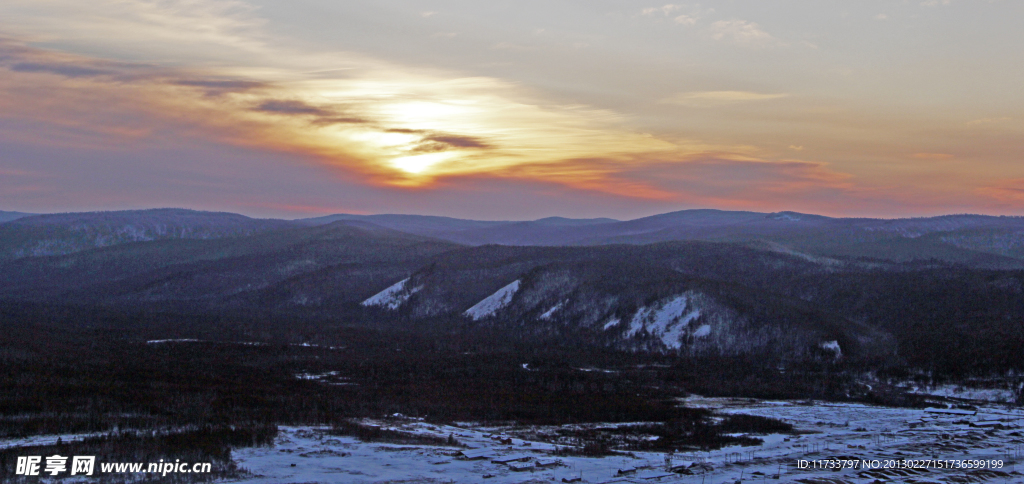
[465,280,521,320]
[538,301,564,320]
[820,340,841,358]
[603,318,621,330]
[627,294,702,349]
[361,278,421,310]
[693,324,711,337]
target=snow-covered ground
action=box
[625,293,702,349]
[539,301,565,320]
[227,399,1024,483]
[361,278,422,310]
[465,280,521,320]
[7,399,1023,483]
[0,432,108,450]
[232,423,672,484]
[906,384,1019,403]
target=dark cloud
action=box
[254,99,332,116]
[408,142,449,153]
[425,134,490,149]
[9,62,113,78]
[409,134,492,154]
[381,129,492,152]
[252,100,368,125]
[385,130,492,152]
[174,79,265,95]
[0,43,155,83]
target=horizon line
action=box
[5,206,1024,223]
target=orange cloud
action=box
[0,37,684,197]
[4,27,1019,219]
[977,179,1024,205]
[2,39,901,215]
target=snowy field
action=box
[225,398,1024,484]
[4,399,1021,483]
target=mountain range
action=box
[2,207,1023,374]
[4,208,1024,265]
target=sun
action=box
[389,152,457,175]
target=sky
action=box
[1,0,1022,220]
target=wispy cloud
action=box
[673,15,698,26]
[2,0,269,59]
[3,0,1021,217]
[641,4,710,26]
[254,99,334,116]
[707,19,779,47]
[641,4,684,16]
[172,78,266,96]
[604,155,859,210]
[977,179,1024,204]
[0,35,677,193]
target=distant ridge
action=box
[0,208,294,259]
[0,210,34,224]
[295,209,1024,265]
[4,208,1024,267]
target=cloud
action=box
[0,43,150,82]
[708,20,779,47]
[424,134,490,149]
[8,0,1011,220]
[1,0,270,60]
[542,155,861,210]
[173,78,266,96]
[642,4,684,16]
[661,90,789,105]
[977,179,1024,204]
[673,15,698,26]
[401,132,493,154]
[0,36,677,193]
[920,0,951,6]
[448,148,865,212]
[641,4,710,25]
[10,62,113,78]
[254,99,333,116]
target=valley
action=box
[1,208,1023,482]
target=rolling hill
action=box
[3,207,1024,373]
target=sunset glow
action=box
[1,0,1022,219]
